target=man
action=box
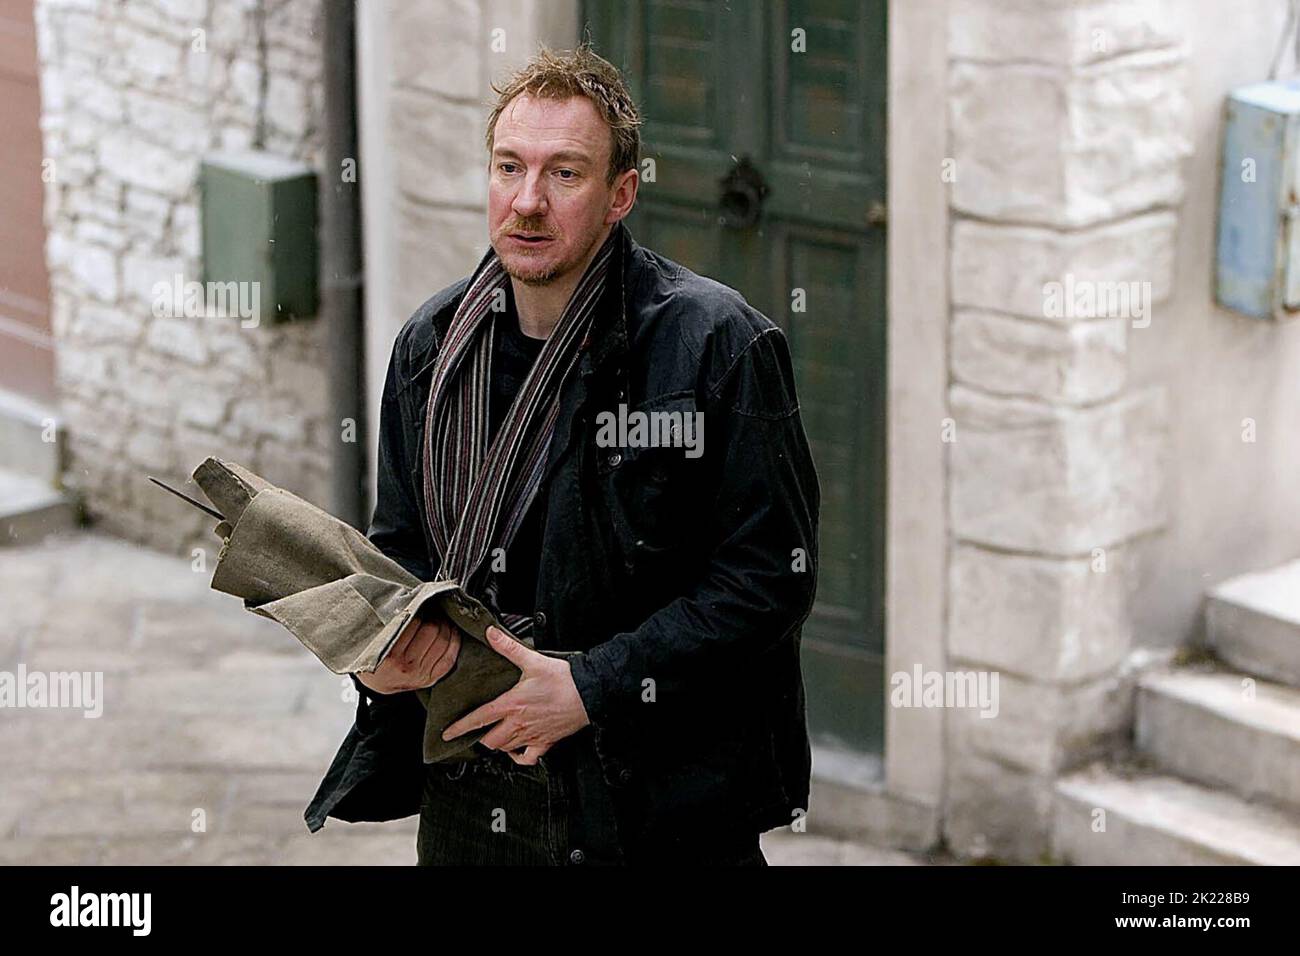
[304,44,821,866]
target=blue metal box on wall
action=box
[1217,79,1300,321]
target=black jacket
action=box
[304,221,821,857]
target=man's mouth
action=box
[509,233,553,245]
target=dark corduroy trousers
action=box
[416,734,768,867]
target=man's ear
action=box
[606,166,640,224]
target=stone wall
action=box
[34,0,331,559]
[943,0,1190,861]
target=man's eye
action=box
[498,163,519,174]
[555,169,577,180]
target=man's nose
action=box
[512,172,548,218]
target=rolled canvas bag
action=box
[188,456,570,763]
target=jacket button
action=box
[607,452,622,467]
[533,610,547,631]
[568,848,585,865]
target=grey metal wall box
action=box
[200,151,318,324]
[1216,79,1300,321]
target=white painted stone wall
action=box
[944,0,1191,861]
[1126,0,1300,652]
[34,0,331,559]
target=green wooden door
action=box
[584,0,887,761]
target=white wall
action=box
[1128,0,1300,648]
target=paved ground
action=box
[0,531,930,866]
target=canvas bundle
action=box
[183,456,568,763]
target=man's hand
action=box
[441,625,590,765]
[354,610,461,695]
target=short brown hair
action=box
[485,43,642,186]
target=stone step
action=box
[0,388,63,485]
[1053,763,1300,865]
[1206,560,1300,687]
[0,468,79,546]
[1137,669,1300,811]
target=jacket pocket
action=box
[595,394,706,569]
[619,710,789,843]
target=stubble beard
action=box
[501,253,561,287]
[494,228,603,288]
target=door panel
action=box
[585,0,887,759]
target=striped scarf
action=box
[421,226,618,637]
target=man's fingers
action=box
[443,695,509,740]
[423,630,461,686]
[484,624,535,668]
[396,620,432,666]
[414,621,457,674]
[404,617,440,659]
[387,614,422,662]
[508,744,546,766]
[479,721,523,752]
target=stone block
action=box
[949,543,1132,683]
[392,0,482,100]
[99,132,195,199]
[67,241,118,302]
[949,384,1168,554]
[950,49,1191,227]
[145,316,209,365]
[952,211,1177,320]
[952,310,1125,403]
[950,0,1181,67]
[946,667,1132,775]
[393,87,488,208]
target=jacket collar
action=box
[578,218,632,380]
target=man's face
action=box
[488,93,619,286]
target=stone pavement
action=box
[0,531,929,866]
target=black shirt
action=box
[485,288,548,622]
